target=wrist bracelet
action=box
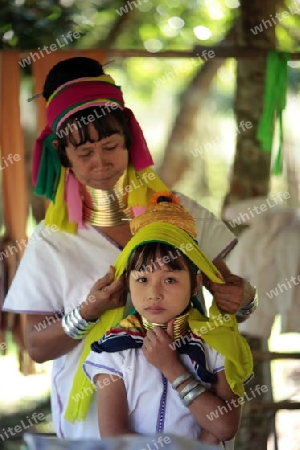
[171,372,193,390]
[182,382,206,407]
[237,290,258,316]
[179,379,200,399]
[61,315,79,339]
[61,306,99,340]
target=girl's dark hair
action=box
[126,242,199,295]
[43,57,131,167]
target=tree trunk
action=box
[103,3,136,48]
[157,26,237,187]
[223,1,277,449]
[223,1,277,206]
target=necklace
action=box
[81,171,132,227]
[141,304,191,341]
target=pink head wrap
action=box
[32,75,154,186]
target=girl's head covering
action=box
[64,193,254,423]
[33,74,169,232]
[114,192,222,281]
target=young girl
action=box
[83,194,253,447]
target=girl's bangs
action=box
[127,243,189,273]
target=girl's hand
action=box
[142,321,181,374]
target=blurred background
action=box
[0,0,300,449]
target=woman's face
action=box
[64,123,129,190]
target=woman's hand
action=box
[80,266,127,322]
[204,273,245,314]
[25,266,126,363]
[142,321,181,375]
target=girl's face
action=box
[129,260,202,325]
[64,123,129,190]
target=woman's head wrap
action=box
[32,74,169,232]
[65,193,253,423]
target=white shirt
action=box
[83,341,225,441]
[3,192,236,439]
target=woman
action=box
[3,57,257,439]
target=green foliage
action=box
[0,0,237,51]
[277,0,300,52]
[2,0,300,58]
[0,0,75,50]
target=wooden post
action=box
[223,0,277,448]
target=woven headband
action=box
[46,75,123,130]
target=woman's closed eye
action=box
[103,144,118,151]
[76,145,95,157]
[79,151,93,158]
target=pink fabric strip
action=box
[65,171,86,229]
[131,206,147,217]
[123,107,153,171]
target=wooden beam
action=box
[252,350,300,360]
[18,46,300,60]
[250,401,300,412]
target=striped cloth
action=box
[91,312,217,384]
